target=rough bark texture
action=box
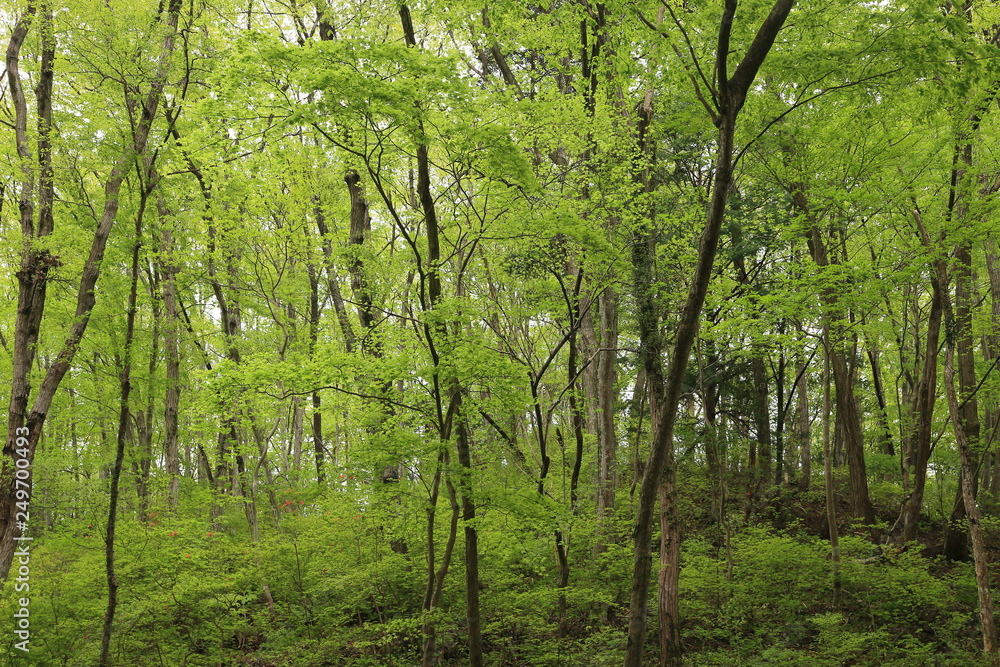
[943,241,979,561]
[157,194,182,508]
[821,338,841,600]
[344,170,379,348]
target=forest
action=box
[3,0,1000,664]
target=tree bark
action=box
[625,3,794,664]
[867,345,895,462]
[943,241,980,561]
[0,0,181,579]
[157,194,182,509]
[945,346,997,655]
[400,7,483,663]
[892,210,946,545]
[595,288,618,543]
[797,201,874,523]
[821,333,841,601]
[797,355,811,491]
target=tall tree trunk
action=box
[732,226,771,494]
[421,450,460,666]
[624,3,794,664]
[797,355,811,491]
[420,446,460,667]
[453,414,482,666]
[892,210,947,545]
[400,6,483,663]
[821,333,841,601]
[985,238,1000,499]
[99,161,149,667]
[0,0,181,579]
[750,354,772,498]
[595,288,618,545]
[943,240,980,561]
[656,408,681,667]
[774,346,786,485]
[945,346,997,656]
[796,201,874,523]
[157,195,182,509]
[306,265,325,482]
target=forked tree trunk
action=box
[420,449,460,667]
[625,3,793,664]
[400,5,483,663]
[892,210,947,545]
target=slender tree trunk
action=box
[313,195,356,354]
[751,354,772,498]
[797,357,811,491]
[400,7,483,663]
[821,332,841,602]
[774,347,786,485]
[656,427,681,667]
[421,450,460,666]
[867,346,895,459]
[289,396,304,474]
[700,339,723,517]
[893,211,947,545]
[625,3,793,663]
[157,196,182,509]
[732,229,771,494]
[306,265,326,482]
[453,414,483,666]
[797,204,874,523]
[943,241,980,561]
[243,427,277,618]
[945,346,997,655]
[985,238,1000,500]
[595,288,618,545]
[99,164,150,667]
[132,409,154,518]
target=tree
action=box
[2,0,182,580]
[626,1,794,664]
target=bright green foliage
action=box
[4,0,1000,664]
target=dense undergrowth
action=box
[1,470,996,667]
